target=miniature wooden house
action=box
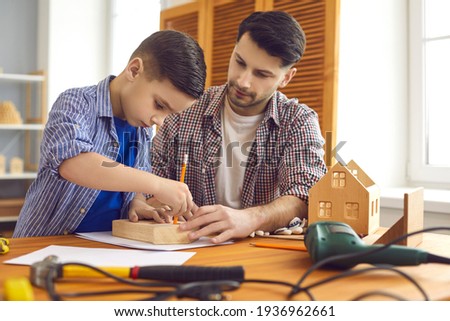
[308,160,380,235]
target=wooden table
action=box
[1,233,450,301]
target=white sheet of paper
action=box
[75,231,232,251]
[4,245,195,267]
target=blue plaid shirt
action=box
[152,84,327,209]
[13,76,152,237]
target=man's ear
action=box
[126,57,144,80]
[279,67,297,89]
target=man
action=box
[149,11,327,243]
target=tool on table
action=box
[3,277,34,301]
[304,221,450,269]
[249,242,307,251]
[0,237,9,254]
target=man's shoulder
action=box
[275,91,318,121]
[158,85,225,138]
[179,85,225,118]
[192,85,225,110]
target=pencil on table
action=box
[173,153,188,224]
[249,242,307,252]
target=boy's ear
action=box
[126,57,144,80]
[279,67,297,89]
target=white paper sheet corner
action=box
[4,245,196,267]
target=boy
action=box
[13,30,206,237]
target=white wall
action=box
[38,0,109,108]
[160,0,193,10]
[337,0,408,188]
[109,0,160,75]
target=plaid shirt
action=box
[152,84,327,209]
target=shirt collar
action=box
[264,91,280,127]
[204,84,227,120]
[203,83,281,127]
[96,75,115,118]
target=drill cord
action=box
[427,253,450,265]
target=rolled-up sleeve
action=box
[279,108,327,204]
[40,90,95,176]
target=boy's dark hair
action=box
[236,11,306,67]
[130,30,206,99]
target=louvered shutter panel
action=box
[273,0,328,134]
[211,1,256,86]
[160,4,199,41]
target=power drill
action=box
[304,221,450,269]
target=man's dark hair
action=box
[130,30,206,99]
[236,11,306,67]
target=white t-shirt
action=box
[215,101,265,209]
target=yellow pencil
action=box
[173,153,188,224]
[249,242,307,252]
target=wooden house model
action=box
[308,160,380,235]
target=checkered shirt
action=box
[152,84,327,208]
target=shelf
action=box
[0,73,45,82]
[0,198,24,222]
[0,172,37,180]
[0,71,45,221]
[0,216,19,223]
[0,124,45,130]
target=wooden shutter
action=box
[160,2,199,40]
[270,0,339,139]
[210,0,256,86]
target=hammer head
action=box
[30,255,60,288]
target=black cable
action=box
[351,291,409,301]
[292,265,429,301]
[242,278,296,289]
[289,226,450,299]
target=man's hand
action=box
[179,205,263,243]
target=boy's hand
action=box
[128,195,172,223]
[152,177,194,217]
[145,196,198,223]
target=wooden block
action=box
[375,187,424,247]
[112,219,192,244]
